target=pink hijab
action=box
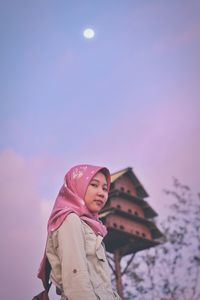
[33,164,110,299]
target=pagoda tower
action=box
[99,167,163,299]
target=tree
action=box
[124,178,200,300]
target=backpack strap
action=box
[32,282,52,300]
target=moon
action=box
[83,28,95,39]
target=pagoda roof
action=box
[108,189,158,218]
[100,208,163,239]
[111,167,149,198]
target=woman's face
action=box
[84,171,109,213]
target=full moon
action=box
[83,28,95,39]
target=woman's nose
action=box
[97,187,105,197]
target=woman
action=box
[33,164,121,300]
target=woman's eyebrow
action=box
[91,179,108,186]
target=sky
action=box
[0,1,200,299]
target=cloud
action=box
[40,198,54,223]
[0,149,57,300]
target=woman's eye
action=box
[91,183,98,187]
[103,187,108,192]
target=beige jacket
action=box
[46,213,121,300]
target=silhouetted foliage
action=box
[124,178,200,300]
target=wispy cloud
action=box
[0,149,62,299]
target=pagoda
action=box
[99,167,163,299]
